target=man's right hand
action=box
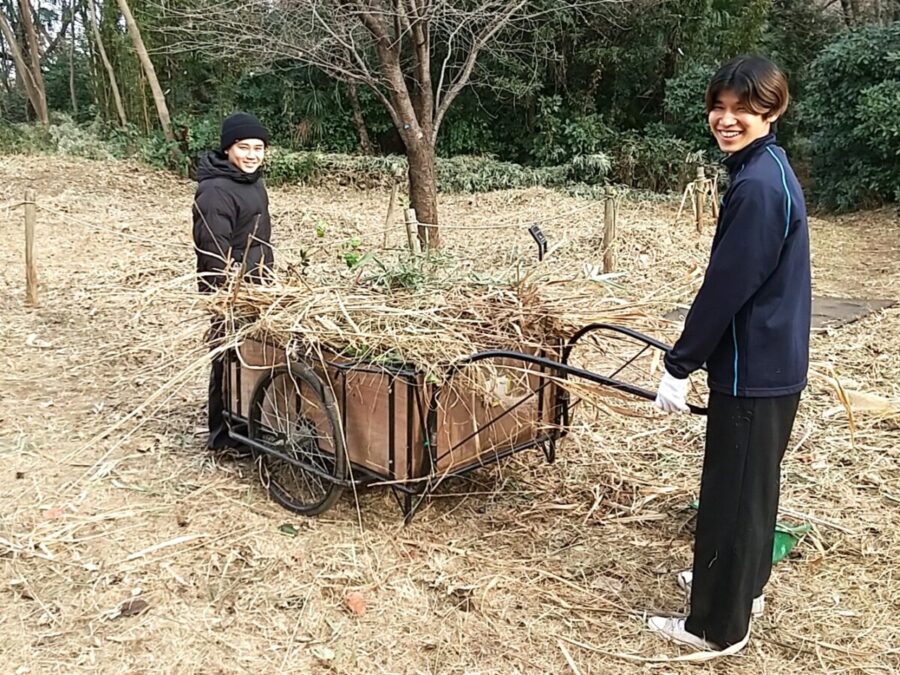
[654,371,690,413]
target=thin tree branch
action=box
[432,0,528,142]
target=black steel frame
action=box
[222,323,706,520]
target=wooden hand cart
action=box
[221,324,705,521]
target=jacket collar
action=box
[723,133,776,176]
[196,150,262,184]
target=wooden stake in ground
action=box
[24,188,38,306]
[405,208,422,255]
[382,174,401,249]
[603,188,618,274]
[694,166,706,232]
[674,166,718,230]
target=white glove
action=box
[655,370,690,413]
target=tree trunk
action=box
[68,1,78,116]
[405,139,439,249]
[347,82,374,154]
[0,10,46,123]
[839,0,855,26]
[116,0,173,140]
[88,0,127,126]
[17,0,48,124]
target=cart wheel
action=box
[249,361,346,516]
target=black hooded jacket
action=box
[192,151,273,292]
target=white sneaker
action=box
[647,616,750,654]
[647,616,723,651]
[676,570,766,616]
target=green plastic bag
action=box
[688,501,811,563]
[772,522,812,563]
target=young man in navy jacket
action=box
[649,56,811,652]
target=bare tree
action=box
[165,0,572,248]
[0,0,48,124]
[117,0,173,139]
[347,81,374,155]
[19,0,49,123]
[87,0,127,126]
[68,0,78,116]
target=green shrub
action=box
[1,117,691,197]
[566,154,613,185]
[0,121,42,154]
[264,151,578,193]
[137,134,186,173]
[663,62,716,151]
[104,123,149,159]
[177,114,221,159]
[322,154,407,187]
[437,155,571,192]
[802,23,900,211]
[265,148,324,185]
[0,114,117,160]
[48,115,116,160]
[607,124,702,193]
[529,96,614,165]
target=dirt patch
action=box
[0,155,898,673]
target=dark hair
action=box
[705,56,789,119]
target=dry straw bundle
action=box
[206,257,650,383]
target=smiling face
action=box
[226,138,266,173]
[708,90,777,154]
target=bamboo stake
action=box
[710,173,720,220]
[24,188,38,306]
[382,178,400,248]
[405,208,422,255]
[694,166,706,233]
[602,188,617,274]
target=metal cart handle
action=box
[449,350,706,415]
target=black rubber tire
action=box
[249,361,346,516]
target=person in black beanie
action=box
[192,112,273,451]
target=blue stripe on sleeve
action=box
[766,146,792,239]
[732,319,739,396]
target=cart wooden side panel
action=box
[229,339,563,484]
[434,350,561,474]
[322,359,428,482]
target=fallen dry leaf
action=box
[345,591,367,617]
[117,598,149,618]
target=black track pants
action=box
[206,319,231,450]
[685,391,800,646]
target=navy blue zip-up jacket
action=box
[665,133,811,397]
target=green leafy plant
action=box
[802,23,900,211]
[607,124,701,192]
[341,237,366,269]
[663,62,717,151]
[264,148,323,185]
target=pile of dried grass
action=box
[208,258,650,380]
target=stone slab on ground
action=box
[664,296,896,332]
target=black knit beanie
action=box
[220,112,269,152]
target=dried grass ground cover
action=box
[0,154,898,673]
